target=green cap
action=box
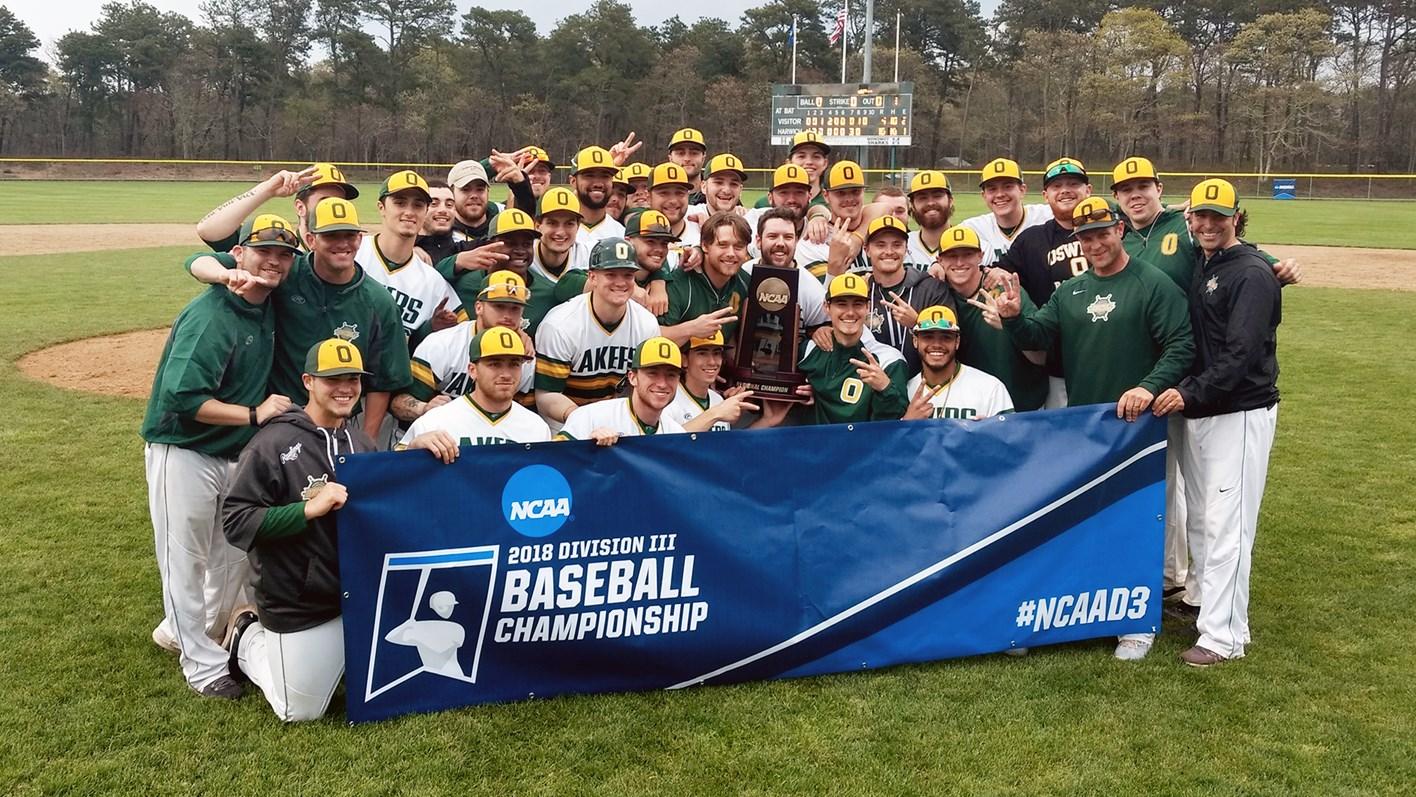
[589,237,639,270]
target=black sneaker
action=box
[1162,585,1187,601]
[1164,601,1200,625]
[223,607,259,683]
[200,675,245,700]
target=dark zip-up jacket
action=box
[1177,242,1281,418]
[222,407,376,633]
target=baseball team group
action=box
[139,127,1296,721]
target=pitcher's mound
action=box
[17,328,169,398]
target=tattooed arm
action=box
[196,167,317,247]
[389,391,451,422]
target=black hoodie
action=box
[222,407,375,633]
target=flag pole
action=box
[791,16,798,85]
[894,10,901,83]
[841,0,849,84]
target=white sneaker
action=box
[151,623,179,654]
[1114,634,1154,661]
[1003,647,1030,657]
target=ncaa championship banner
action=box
[336,406,1166,723]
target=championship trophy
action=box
[728,265,808,401]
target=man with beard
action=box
[936,226,1048,411]
[690,153,748,217]
[900,306,1014,421]
[398,328,550,455]
[648,162,703,272]
[572,146,626,245]
[408,272,536,410]
[957,158,1052,267]
[798,160,871,280]
[657,212,751,346]
[447,154,535,242]
[143,214,299,699]
[185,197,411,443]
[417,179,460,265]
[665,330,764,432]
[535,238,662,432]
[220,339,379,722]
[744,207,828,332]
[196,163,347,250]
[848,215,953,372]
[905,170,954,270]
[668,127,709,204]
[743,164,812,260]
[356,170,465,350]
[557,337,689,443]
[799,274,910,425]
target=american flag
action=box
[829,6,847,45]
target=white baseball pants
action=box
[238,616,345,722]
[1165,417,1196,602]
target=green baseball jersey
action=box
[1004,258,1194,406]
[436,261,586,336]
[657,268,749,344]
[798,336,909,424]
[140,285,274,457]
[192,251,412,403]
[951,285,1049,412]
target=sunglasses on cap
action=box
[243,226,301,248]
[1074,207,1119,225]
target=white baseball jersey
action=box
[532,240,591,280]
[958,203,1052,266]
[667,385,728,431]
[535,294,661,432]
[356,235,465,334]
[907,365,1014,420]
[664,219,702,272]
[557,396,687,440]
[741,259,828,328]
[398,394,550,448]
[794,237,870,282]
[577,216,625,247]
[907,229,942,270]
[410,321,534,400]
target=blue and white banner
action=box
[337,406,1166,723]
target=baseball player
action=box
[618,162,653,214]
[741,164,813,260]
[658,212,752,346]
[416,178,461,266]
[990,198,1194,662]
[185,197,412,443]
[623,208,674,315]
[535,237,662,431]
[956,157,1053,266]
[901,306,1014,421]
[195,163,351,250]
[356,170,466,347]
[873,185,910,223]
[744,207,829,332]
[1152,179,1282,668]
[798,274,910,425]
[221,339,379,721]
[649,162,703,271]
[523,146,555,201]
[665,330,763,432]
[445,156,534,243]
[691,153,747,215]
[399,328,551,455]
[608,168,630,223]
[752,130,830,208]
[557,337,689,442]
[571,146,626,245]
[937,225,1048,411]
[842,215,953,373]
[409,272,535,408]
[141,214,299,699]
[905,170,954,269]
[667,127,708,202]
[797,160,872,279]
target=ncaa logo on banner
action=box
[501,464,572,537]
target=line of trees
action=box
[1,0,1414,173]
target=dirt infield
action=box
[17,328,168,399]
[0,224,197,256]
[1260,244,1416,291]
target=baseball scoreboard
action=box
[770,83,913,147]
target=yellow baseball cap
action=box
[379,169,430,201]
[771,163,811,189]
[1071,197,1122,233]
[1111,156,1159,189]
[298,163,359,200]
[705,153,747,181]
[308,197,362,234]
[623,209,678,240]
[618,162,652,183]
[790,130,831,156]
[914,305,959,333]
[490,208,540,239]
[1043,157,1089,186]
[908,170,951,195]
[469,328,530,361]
[826,273,869,301]
[478,271,529,305]
[866,215,909,241]
[1190,178,1240,217]
[304,338,370,377]
[979,157,1022,186]
[524,146,553,168]
[536,186,582,219]
[632,336,684,369]
[571,146,616,175]
[822,160,865,191]
[688,330,725,350]
[238,213,300,251]
[938,225,982,253]
[650,162,692,189]
[669,128,706,150]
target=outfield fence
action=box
[4,157,1416,200]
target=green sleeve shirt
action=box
[140,285,275,457]
[1006,258,1194,406]
[952,286,1049,412]
[657,269,749,344]
[798,337,909,424]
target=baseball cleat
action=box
[199,675,245,700]
[151,624,179,654]
[1180,645,1227,668]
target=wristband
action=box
[249,406,259,426]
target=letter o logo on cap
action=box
[335,342,353,362]
[512,210,526,224]
[993,161,1006,173]
[498,330,515,349]
[615,242,631,260]
[1204,183,1221,200]
[1125,160,1139,174]
[330,202,347,219]
[843,165,856,180]
[657,341,673,359]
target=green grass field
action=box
[1,186,1414,793]
[2,180,1414,249]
